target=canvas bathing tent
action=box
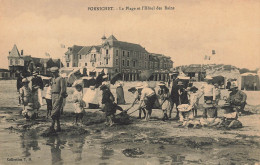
[241,73,260,91]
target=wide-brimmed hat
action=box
[136,83,144,89]
[50,67,59,73]
[158,81,166,86]
[189,86,198,91]
[22,78,29,83]
[177,81,184,86]
[204,75,213,80]
[228,81,238,91]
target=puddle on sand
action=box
[0,115,260,165]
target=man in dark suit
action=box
[169,75,179,119]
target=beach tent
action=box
[241,73,260,90]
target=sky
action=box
[0,0,259,69]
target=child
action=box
[158,82,171,121]
[100,83,123,126]
[72,80,85,125]
[188,86,203,117]
[44,82,52,118]
[20,78,36,120]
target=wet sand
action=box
[0,80,260,165]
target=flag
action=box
[212,50,216,55]
[45,52,50,57]
[61,44,66,48]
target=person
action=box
[137,82,157,121]
[226,82,247,114]
[83,85,100,109]
[17,72,24,106]
[116,82,126,105]
[201,76,216,118]
[176,81,189,120]
[158,82,171,121]
[72,80,85,125]
[100,83,123,126]
[226,80,231,89]
[214,83,221,105]
[49,67,67,133]
[31,71,44,106]
[20,78,32,107]
[128,83,146,119]
[169,74,179,119]
[43,82,52,118]
[188,86,203,117]
[20,78,36,120]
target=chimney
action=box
[21,50,23,56]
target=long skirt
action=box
[116,86,126,105]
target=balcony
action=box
[90,58,96,62]
[104,54,110,59]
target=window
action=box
[115,69,118,72]
[15,60,18,65]
[122,60,125,66]
[116,50,119,56]
[127,51,130,57]
[94,54,96,58]
[67,63,69,67]
[133,61,136,67]
[116,59,118,65]
[106,59,108,65]
[122,51,125,57]
[85,63,87,66]
[79,55,81,59]
[127,60,130,66]
[100,62,102,65]
[10,59,13,65]
[106,49,108,55]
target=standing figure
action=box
[214,83,221,105]
[49,67,66,133]
[176,81,189,120]
[188,86,203,117]
[226,80,231,89]
[17,72,24,106]
[226,82,247,114]
[31,71,44,106]
[201,76,216,118]
[138,82,157,121]
[169,75,179,119]
[72,80,85,125]
[116,82,126,105]
[100,83,123,126]
[158,82,171,121]
[44,82,52,118]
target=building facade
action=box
[63,35,174,81]
[8,44,62,77]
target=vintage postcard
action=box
[0,0,259,164]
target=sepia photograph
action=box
[0,0,260,164]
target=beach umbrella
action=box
[95,72,106,88]
[110,73,123,85]
[139,70,153,81]
[67,69,82,85]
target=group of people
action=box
[17,67,248,131]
